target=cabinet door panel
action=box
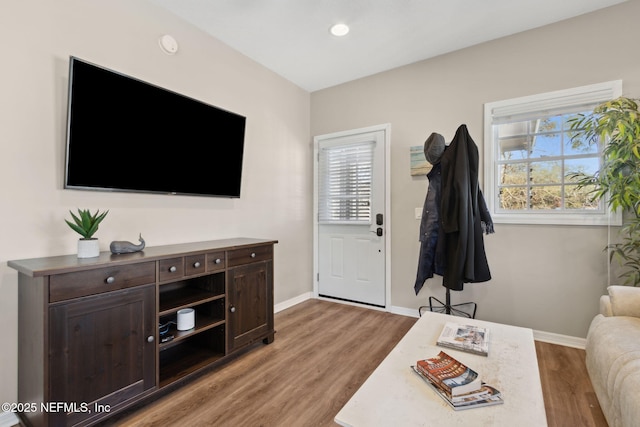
[49,285,156,425]
[228,261,273,351]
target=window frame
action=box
[483,81,623,226]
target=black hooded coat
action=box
[439,124,493,291]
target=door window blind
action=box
[318,141,374,224]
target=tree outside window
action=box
[496,113,600,211]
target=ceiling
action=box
[148,0,626,92]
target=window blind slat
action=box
[319,142,374,223]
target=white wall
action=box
[311,1,640,338]
[0,0,312,404]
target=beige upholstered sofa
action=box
[585,285,640,427]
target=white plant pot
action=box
[77,239,100,258]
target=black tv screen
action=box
[65,57,246,198]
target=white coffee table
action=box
[335,310,548,426]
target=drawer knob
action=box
[105,276,115,284]
[169,266,177,273]
[193,261,201,268]
[215,258,221,264]
[147,336,154,343]
[251,252,256,258]
[229,305,236,313]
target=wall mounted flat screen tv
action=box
[65,57,246,198]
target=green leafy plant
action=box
[65,209,109,240]
[568,97,640,286]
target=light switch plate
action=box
[415,208,422,220]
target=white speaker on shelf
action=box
[177,308,195,331]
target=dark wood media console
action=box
[8,237,277,427]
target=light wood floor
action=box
[535,340,608,427]
[108,299,607,427]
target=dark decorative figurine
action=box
[110,234,146,254]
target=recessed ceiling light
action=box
[330,23,350,37]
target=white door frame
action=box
[313,123,391,311]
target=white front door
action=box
[314,125,389,308]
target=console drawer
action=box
[159,257,185,282]
[206,251,226,272]
[185,254,206,276]
[49,262,156,302]
[227,245,272,267]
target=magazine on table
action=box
[411,366,504,411]
[436,322,490,356]
[415,351,482,397]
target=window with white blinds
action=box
[318,141,374,224]
[483,80,622,225]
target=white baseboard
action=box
[389,305,420,318]
[391,305,586,349]
[0,412,19,427]
[533,330,586,349]
[276,297,587,349]
[274,292,313,313]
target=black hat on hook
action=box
[423,132,446,165]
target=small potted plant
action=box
[65,208,109,258]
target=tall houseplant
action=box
[569,97,640,286]
[65,208,109,258]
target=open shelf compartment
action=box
[159,325,225,388]
[159,298,225,347]
[159,272,225,315]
